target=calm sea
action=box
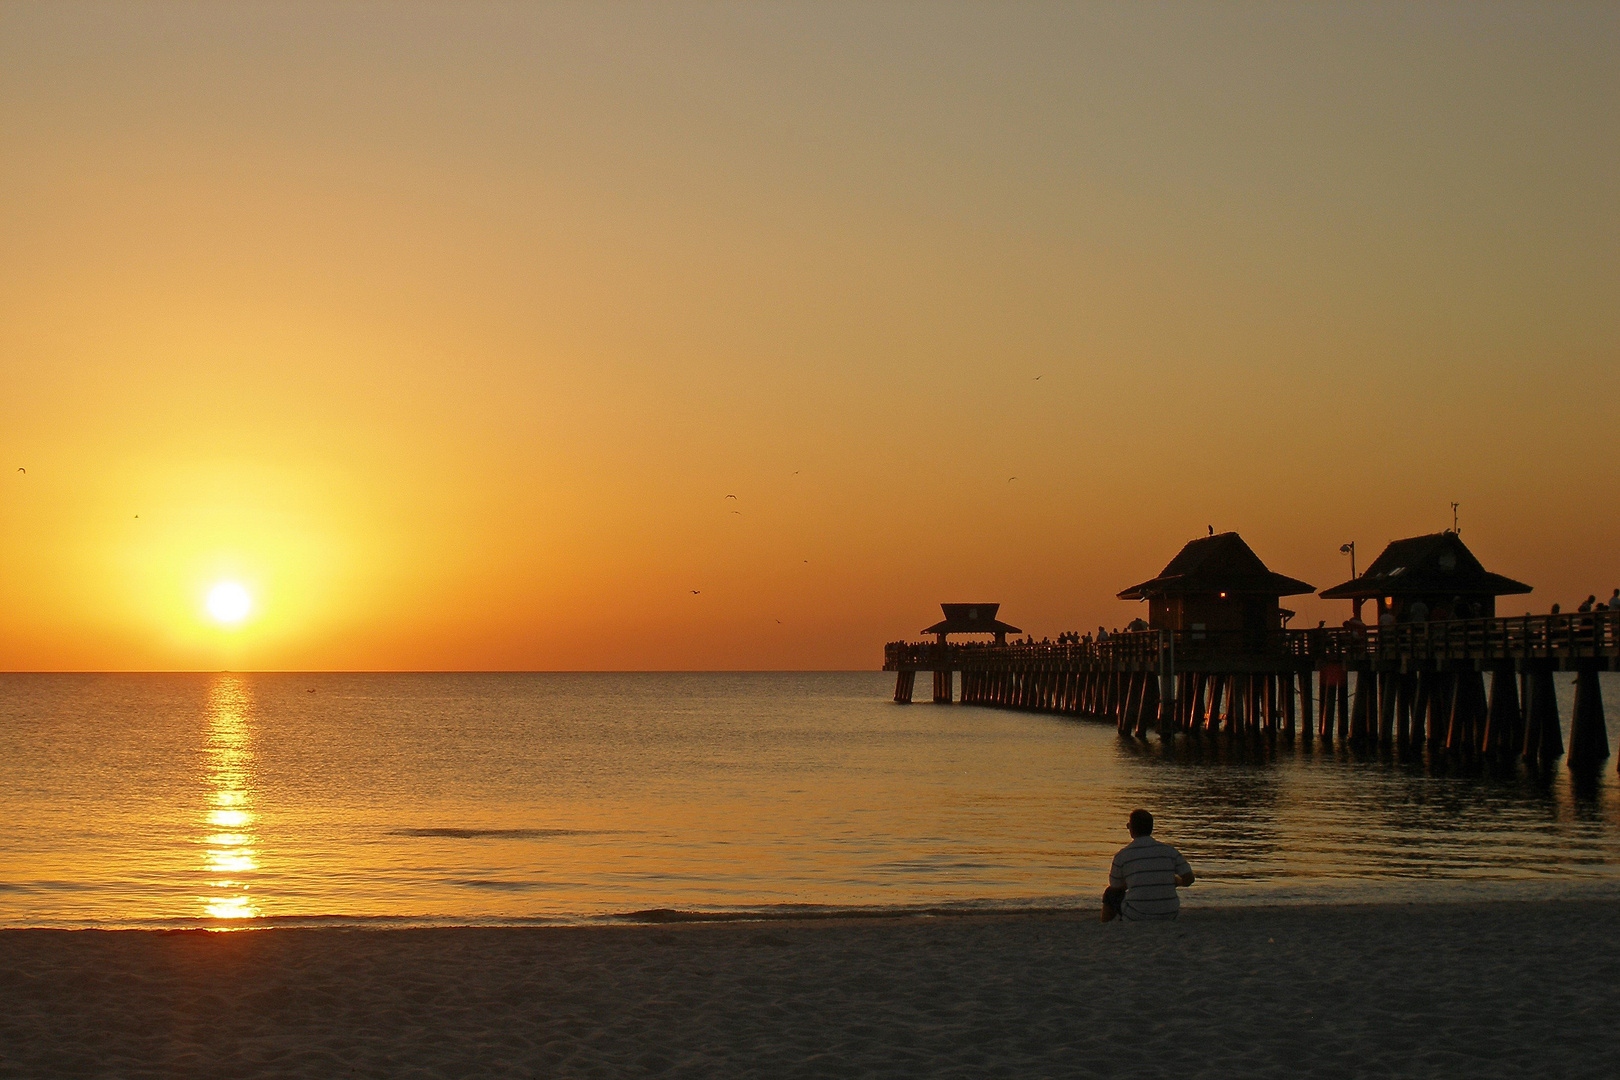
[2,671,1618,928]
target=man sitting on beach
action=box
[1102,809,1194,922]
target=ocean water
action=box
[2,671,1618,929]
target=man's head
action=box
[1128,809,1154,837]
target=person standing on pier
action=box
[1101,810,1194,922]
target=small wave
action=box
[387,827,605,839]
[444,879,553,892]
[602,900,1085,924]
[0,880,101,893]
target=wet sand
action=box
[3,900,1617,1078]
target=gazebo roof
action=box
[1319,531,1531,599]
[922,603,1021,636]
[1117,532,1314,601]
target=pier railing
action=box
[885,610,1620,674]
[1333,611,1620,666]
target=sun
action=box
[206,582,253,625]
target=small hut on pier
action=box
[1318,531,1530,621]
[1117,532,1314,648]
[922,603,1021,646]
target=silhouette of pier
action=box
[884,531,1616,775]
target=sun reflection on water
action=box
[199,675,260,923]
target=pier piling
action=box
[893,670,915,704]
[1524,669,1563,765]
[1483,667,1520,759]
[1298,672,1313,742]
[1378,673,1397,745]
[1567,666,1610,774]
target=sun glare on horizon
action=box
[205,582,253,626]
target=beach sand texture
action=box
[4,900,1617,1079]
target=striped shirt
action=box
[1109,836,1192,921]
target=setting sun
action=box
[1,7,1618,1077]
[205,582,252,626]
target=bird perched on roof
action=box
[1208,525,1213,535]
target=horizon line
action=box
[0,668,883,676]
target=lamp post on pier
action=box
[1340,542,1361,621]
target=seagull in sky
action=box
[1033,374,1043,381]
[690,590,701,595]
[731,510,741,515]
[725,494,737,499]
[1008,476,1017,483]
[16,467,23,474]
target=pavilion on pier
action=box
[1117,532,1314,648]
[1318,531,1531,621]
[922,603,1021,646]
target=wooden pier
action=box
[883,531,1617,774]
[884,613,1618,770]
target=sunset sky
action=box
[2,2,1616,671]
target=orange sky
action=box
[2,3,1616,671]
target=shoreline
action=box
[6,899,1619,1077]
[3,894,1616,933]
[11,882,1620,932]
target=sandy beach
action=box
[3,900,1617,1079]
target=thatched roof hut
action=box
[1318,531,1529,619]
[922,603,1021,644]
[1118,532,1313,643]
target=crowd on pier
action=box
[977,588,1619,650]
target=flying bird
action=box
[16,467,23,474]
[690,590,701,595]
[731,510,741,515]
[1033,374,1043,381]
[1007,476,1017,483]
[725,494,737,499]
